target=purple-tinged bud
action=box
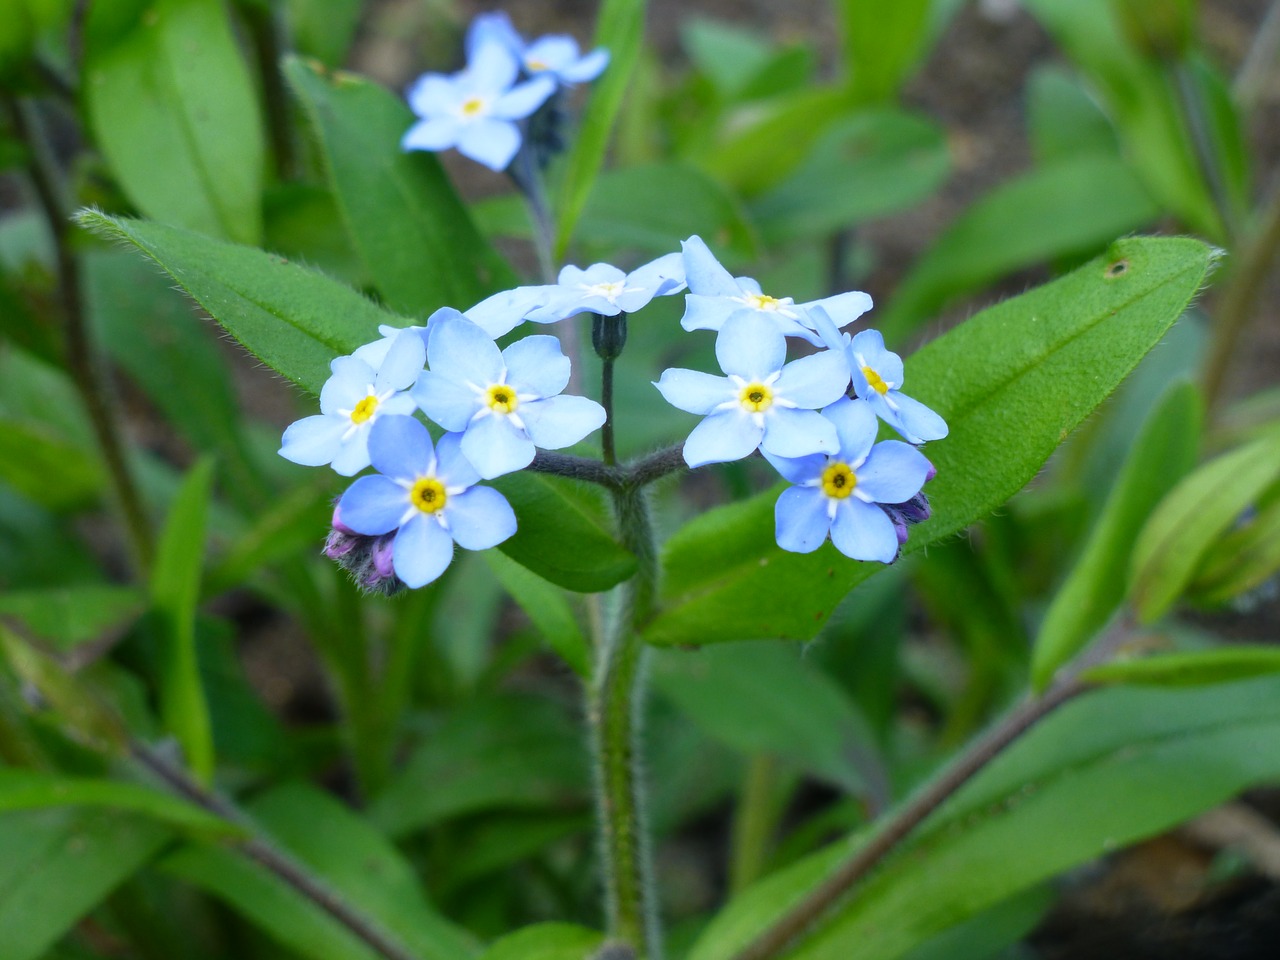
[331,503,356,535]
[924,460,937,483]
[370,535,395,579]
[324,509,404,596]
[324,528,359,560]
[896,491,932,525]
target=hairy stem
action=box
[730,755,783,895]
[4,94,154,573]
[130,742,422,960]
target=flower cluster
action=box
[401,12,608,172]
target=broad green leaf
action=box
[491,471,635,593]
[477,924,605,960]
[165,783,477,960]
[682,18,774,98]
[0,584,143,653]
[652,641,876,793]
[77,211,401,394]
[1082,647,1280,687]
[839,0,931,102]
[690,676,1280,960]
[1026,65,1120,165]
[899,885,1055,960]
[751,109,949,245]
[645,237,1216,646]
[1031,381,1202,689]
[1186,495,1280,605]
[285,57,514,315]
[1129,427,1280,622]
[369,695,588,840]
[0,769,238,836]
[879,153,1161,339]
[83,0,265,244]
[0,418,103,511]
[555,0,646,257]
[150,458,215,783]
[0,807,169,960]
[484,550,590,676]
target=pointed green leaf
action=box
[646,237,1216,646]
[484,550,590,676]
[0,584,144,653]
[1083,647,1280,687]
[1187,495,1280,606]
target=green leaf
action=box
[682,18,775,98]
[150,457,215,782]
[0,417,104,511]
[839,0,931,102]
[284,57,514,315]
[476,924,605,960]
[165,783,476,960]
[879,153,1162,339]
[204,481,334,595]
[0,584,143,653]
[285,0,362,66]
[1082,647,1280,687]
[652,641,876,793]
[1129,427,1280,622]
[690,676,1280,960]
[368,695,588,840]
[1030,381,1202,689]
[645,237,1216,647]
[0,769,238,836]
[0,807,169,960]
[1026,65,1120,166]
[1186,495,1280,606]
[490,471,635,593]
[750,109,949,245]
[83,0,265,244]
[77,211,401,394]
[555,0,646,257]
[484,550,590,676]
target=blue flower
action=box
[766,397,934,563]
[337,416,516,588]
[847,329,948,444]
[279,329,425,476]
[680,235,873,346]
[654,312,851,467]
[401,41,555,171]
[466,11,609,86]
[411,314,606,479]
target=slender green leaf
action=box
[1130,427,1280,622]
[83,0,264,244]
[1031,381,1202,689]
[0,584,143,653]
[645,237,1216,646]
[1083,647,1280,687]
[839,0,931,102]
[484,550,590,676]
[285,57,514,315]
[1027,65,1120,165]
[1187,495,1280,605]
[477,924,604,960]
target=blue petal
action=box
[461,414,535,479]
[435,432,480,488]
[774,349,850,409]
[654,368,733,415]
[774,486,831,554]
[379,393,417,418]
[373,329,426,393]
[492,75,555,119]
[524,35,581,72]
[319,356,374,414]
[457,118,521,171]
[680,294,742,333]
[368,415,435,481]
[850,329,904,387]
[628,251,686,297]
[681,410,762,467]
[822,396,878,463]
[405,74,458,117]
[467,40,520,93]
[338,475,408,535]
[427,316,504,387]
[465,286,550,337]
[830,499,899,563]
[762,450,826,486]
[716,313,785,379]
[560,263,625,286]
[760,407,838,459]
[393,515,455,588]
[886,392,949,443]
[856,440,933,504]
[681,235,740,297]
[559,47,610,83]
[446,486,517,550]
[412,371,477,432]
[503,335,570,398]
[520,395,606,449]
[279,415,346,467]
[465,12,524,61]
[329,428,372,477]
[401,117,460,152]
[805,290,873,328]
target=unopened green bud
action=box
[592,312,628,361]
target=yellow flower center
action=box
[486,384,519,414]
[739,382,773,413]
[821,462,856,499]
[460,96,487,117]
[349,395,379,424]
[525,57,549,72]
[585,280,626,299]
[862,366,889,395]
[409,477,447,514]
[745,293,785,312]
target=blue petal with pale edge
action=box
[774,349,850,409]
[680,294,744,333]
[520,395,606,449]
[856,441,933,504]
[446,486,517,550]
[654,368,733,415]
[503,335,570,398]
[887,392,949,443]
[330,431,373,477]
[465,12,523,61]
[559,47,610,83]
[406,75,458,117]
[849,329,904,387]
[374,330,426,393]
[338,475,408,536]
[435,431,480,488]
[774,487,832,553]
[457,118,521,171]
[716,313,785,380]
[461,413,535,479]
[807,290,873,329]
[427,316,504,387]
[822,397,878,464]
[628,251,686,297]
[760,407,838,458]
[279,415,346,467]
[467,40,520,93]
[560,263,625,286]
[368,415,435,481]
[831,498,898,563]
[465,287,550,337]
[393,515,455,587]
[412,372,478,432]
[493,75,555,118]
[763,450,825,486]
[681,235,741,297]
[320,356,374,415]
[402,117,460,152]
[681,411,762,467]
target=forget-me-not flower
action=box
[680,235,873,346]
[411,315,606,479]
[466,11,609,86]
[528,252,687,322]
[337,416,516,588]
[401,41,555,171]
[766,397,934,563]
[848,329,948,444]
[655,312,851,468]
[279,329,425,476]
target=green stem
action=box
[590,483,661,958]
[730,755,783,895]
[601,357,617,466]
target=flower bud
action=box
[592,312,628,361]
[323,503,404,596]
